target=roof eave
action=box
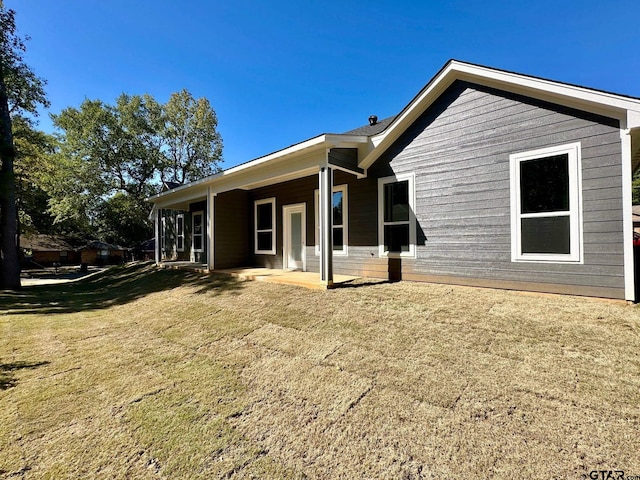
[360,60,640,169]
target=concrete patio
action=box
[158,262,359,289]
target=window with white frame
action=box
[192,211,204,253]
[161,217,166,253]
[378,173,416,257]
[510,142,582,263]
[176,214,185,252]
[314,185,348,255]
[254,198,276,254]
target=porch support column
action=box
[154,208,161,264]
[319,165,333,286]
[207,188,215,271]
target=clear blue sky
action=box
[6,0,640,169]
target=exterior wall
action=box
[214,189,251,269]
[366,80,625,298]
[160,200,207,263]
[250,176,318,269]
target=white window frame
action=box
[176,213,185,252]
[192,211,204,253]
[161,217,167,253]
[509,142,583,263]
[254,197,276,255]
[378,173,416,258]
[314,184,348,256]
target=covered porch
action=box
[148,133,370,288]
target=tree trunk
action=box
[0,63,21,290]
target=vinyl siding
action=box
[367,80,625,298]
[214,190,250,269]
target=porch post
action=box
[319,166,333,286]
[154,208,161,264]
[207,188,215,271]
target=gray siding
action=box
[368,80,624,298]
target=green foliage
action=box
[633,169,640,205]
[49,90,223,245]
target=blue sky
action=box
[6,0,640,169]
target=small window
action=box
[192,211,204,253]
[378,173,416,257]
[314,185,348,255]
[161,217,167,253]
[255,198,276,254]
[510,142,582,263]
[99,249,109,259]
[176,214,185,252]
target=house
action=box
[80,241,126,266]
[20,234,80,267]
[147,60,640,301]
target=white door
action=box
[283,204,305,271]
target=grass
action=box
[1,262,639,478]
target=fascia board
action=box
[360,60,640,169]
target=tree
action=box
[161,89,223,184]
[0,2,48,289]
[51,90,223,245]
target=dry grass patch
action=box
[1,263,639,478]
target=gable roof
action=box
[148,59,640,206]
[21,235,77,252]
[359,59,640,169]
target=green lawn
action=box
[1,263,639,479]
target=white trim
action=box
[254,197,276,255]
[207,189,215,271]
[620,130,635,301]
[191,210,204,253]
[378,173,416,258]
[283,203,306,271]
[509,142,583,263]
[314,184,348,256]
[361,60,640,170]
[176,213,185,252]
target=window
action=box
[176,214,185,252]
[161,217,166,253]
[254,198,276,254]
[314,185,348,255]
[510,142,582,263]
[378,173,416,257]
[192,211,204,253]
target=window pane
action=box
[177,216,184,234]
[193,235,203,251]
[333,227,344,250]
[257,232,272,252]
[384,181,409,222]
[193,214,202,234]
[521,216,570,254]
[384,224,410,252]
[520,154,569,214]
[177,237,184,250]
[257,203,273,230]
[333,191,343,226]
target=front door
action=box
[283,203,305,271]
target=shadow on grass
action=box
[0,360,50,390]
[0,262,244,316]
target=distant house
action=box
[20,234,81,267]
[147,60,640,300]
[81,241,126,265]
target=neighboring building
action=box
[80,241,126,265]
[20,234,80,267]
[147,60,640,300]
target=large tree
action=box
[0,2,48,289]
[50,90,223,246]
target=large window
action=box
[176,214,185,252]
[378,173,416,257]
[315,185,348,255]
[510,142,582,263]
[255,198,276,254]
[192,211,204,253]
